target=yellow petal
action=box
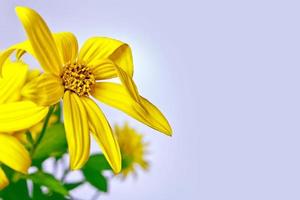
[114,65,140,102]
[92,83,172,135]
[2,60,25,78]
[26,69,41,82]
[0,168,9,190]
[22,73,64,106]
[78,37,134,77]
[12,130,27,144]
[63,91,90,170]
[91,59,139,102]
[0,133,31,174]
[15,7,62,75]
[0,61,28,103]
[0,101,49,132]
[90,59,117,80]
[0,41,34,77]
[15,33,78,64]
[81,97,121,173]
[53,32,78,64]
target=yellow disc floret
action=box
[61,63,95,96]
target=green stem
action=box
[30,105,55,156]
[60,156,70,182]
[61,168,70,182]
[25,131,34,146]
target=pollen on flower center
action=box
[61,63,95,96]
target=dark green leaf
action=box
[0,166,30,199]
[29,171,68,196]
[0,179,30,200]
[32,123,67,162]
[64,181,84,191]
[32,183,44,200]
[81,154,111,192]
[82,168,107,192]
[47,193,70,200]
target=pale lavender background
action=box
[1,0,300,199]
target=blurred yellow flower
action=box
[0,7,172,173]
[115,124,149,178]
[0,60,49,132]
[0,61,37,189]
[0,133,31,189]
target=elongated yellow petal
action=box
[0,61,28,103]
[0,133,31,174]
[22,73,64,106]
[53,32,78,64]
[90,59,117,80]
[114,65,140,102]
[78,37,134,77]
[0,101,49,132]
[15,33,78,64]
[63,91,90,170]
[92,83,172,135]
[91,59,139,102]
[0,168,9,190]
[15,7,62,75]
[81,97,121,173]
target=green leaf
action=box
[84,154,111,171]
[82,154,111,192]
[64,181,84,191]
[0,166,30,199]
[29,171,69,196]
[32,123,67,162]
[32,183,44,200]
[82,168,107,192]
[0,179,30,200]
[44,193,69,200]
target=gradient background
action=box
[1,0,300,199]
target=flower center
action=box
[61,63,95,96]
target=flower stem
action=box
[25,130,34,146]
[30,105,55,156]
[61,168,70,182]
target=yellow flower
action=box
[0,61,37,189]
[0,7,172,173]
[0,61,57,144]
[0,60,49,133]
[115,123,149,178]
